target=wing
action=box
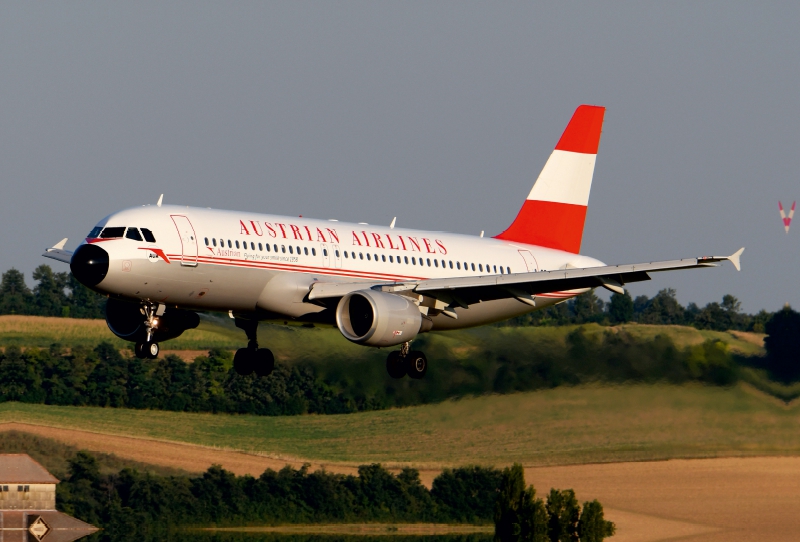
[42,238,73,264]
[309,248,744,311]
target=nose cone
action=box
[70,244,109,287]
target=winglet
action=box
[52,238,68,250]
[157,194,164,207]
[728,247,744,271]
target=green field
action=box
[0,315,765,360]
[2,383,796,467]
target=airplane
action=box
[43,105,743,380]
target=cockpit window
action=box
[88,227,102,238]
[141,228,156,243]
[100,227,125,239]
[125,227,143,241]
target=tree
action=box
[571,290,604,324]
[494,464,548,542]
[638,288,685,325]
[763,306,800,382]
[32,265,69,316]
[578,500,615,542]
[608,292,634,324]
[546,489,580,542]
[0,268,33,314]
[66,273,106,318]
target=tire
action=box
[145,342,159,359]
[233,348,255,376]
[386,351,406,379]
[134,342,147,359]
[254,348,275,377]
[406,351,428,379]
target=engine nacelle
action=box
[106,298,200,343]
[336,290,424,347]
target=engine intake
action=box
[336,290,424,347]
[106,298,200,343]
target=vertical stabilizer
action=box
[494,105,605,253]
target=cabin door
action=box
[171,215,199,267]
[518,250,539,272]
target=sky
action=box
[1,2,798,314]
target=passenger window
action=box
[412,257,416,265]
[265,244,270,252]
[100,227,125,239]
[227,240,232,248]
[456,262,461,270]
[273,244,278,252]
[140,228,156,243]
[367,254,371,261]
[335,250,340,257]
[323,249,328,256]
[382,255,386,262]
[312,248,316,256]
[297,246,301,254]
[282,246,286,253]
[374,254,378,261]
[427,258,431,266]
[434,260,438,267]
[471,263,475,271]
[404,256,409,264]
[88,226,102,238]
[507,267,511,274]
[360,253,364,260]
[212,238,217,247]
[127,228,144,241]
[289,246,293,254]
[251,242,255,250]
[500,267,504,274]
[389,255,393,263]
[236,241,240,249]
[304,247,308,255]
[203,237,209,246]
[344,251,349,258]
[258,243,263,251]
[478,264,483,272]
[493,265,497,273]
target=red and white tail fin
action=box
[779,201,795,234]
[494,104,605,253]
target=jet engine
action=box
[105,298,200,343]
[335,290,427,347]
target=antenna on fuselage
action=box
[480,230,484,237]
[157,194,164,207]
[390,217,397,229]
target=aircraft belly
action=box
[429,296,567,330]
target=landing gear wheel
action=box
[134,342,147,359]
[145,341,159,359]
[254,348,275,377]
[386,351,407,379]
[233,348,255,376]
[406,351,428,379]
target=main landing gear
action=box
[386,342,428,380]
[233,318,275,377]
[135,303,161,359]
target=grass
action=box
[2,383,797,468]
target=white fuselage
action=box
[85,204,604,330]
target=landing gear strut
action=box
[135,302,161,359]
[386,341,428,379]
[233,318,275,377]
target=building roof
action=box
[0,455,59,484]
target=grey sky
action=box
[1,3,797,314]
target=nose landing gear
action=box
[135,302,163,359]
[233,318,275,377]
[385,342,428,379]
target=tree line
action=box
[58,450,613,542]
[0,330,742,416]
[505,288,771,333]
[0,266,771,333]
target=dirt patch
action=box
[527,456,800,542]
[4,423,799,542]
[0,422,362,478]
[205,524,494,535]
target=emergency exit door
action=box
[171,215,198,267]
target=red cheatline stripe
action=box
[554,105,605,155]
